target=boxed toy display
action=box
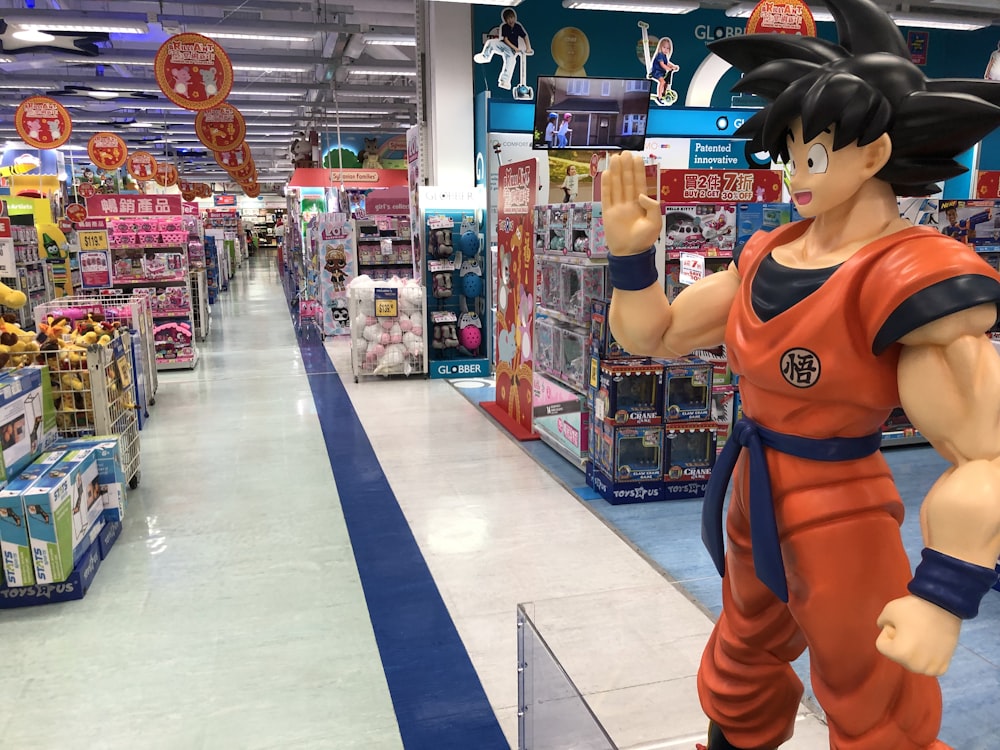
[595,359,665,426]
[593,422,663,483]
[558,326,588,392]
[24,448,101,584]
[663,423,718,499]
[663,204,736,253]
[0,449,66,587]
[736,202,793,254]
[53,436,128,522]
[547,205,569,254]
[0,367,58,487]
[532,374,589,461]
[560,263,606,326]
[711,385,738,454]
[589,298,626,358]
[939,200,1000,246]
[662,357,713,422]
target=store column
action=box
[418,0,475,188]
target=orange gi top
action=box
[726,221,1000,546]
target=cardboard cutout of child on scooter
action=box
[473,8,534,101]
[638,22,679,107]
[604,0,1000,747]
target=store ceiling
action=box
[0,0,418,186]
[0,0,993,188]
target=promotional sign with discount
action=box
[194,103,246,152]
[85,194,183,218]
[65,203,87,224]
[155,163,179,188]
[87,132,128,171]
[125,151,157,182]
[14,96,72,150]
[0,218,13,276]
[679,251,706,286]
[660,169,783,203]
[976,172,1000,199]
[80,248,112,289]
[154,33,234,111]
[744,0,818,36]
[486,159,537,438]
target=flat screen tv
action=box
[532,76,651,151]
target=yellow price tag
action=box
[374,288,399,319]
[78,230,109,252]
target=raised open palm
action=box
[603,151,662,256]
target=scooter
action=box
[512,48,534,101]
[639,21,678,106]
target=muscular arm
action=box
[897,303,1000,569]
[609,263,740,358]
[876,303,1000,675]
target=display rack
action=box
[313,212,356,338]
[204,209,238,288]
[356,215,417,281]
[348,279,427,381]
[4,225,55,330]
[104,216,198,371]
[190,269,209,341]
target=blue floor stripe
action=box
[296,328,508,750]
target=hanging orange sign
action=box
[78,182,98,199]
[87,132,128,171]
[194,103,246,152]
[154,163,179,187]
[66,203,88,223]
[243,183,261,198]
[214,142,252,172]
[126,151,158,181]
[154,33,234,111]
[15,96,73,149]
[745,0,817,36]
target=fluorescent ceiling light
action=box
[232,64,312,73]
[199,31,314,43]
[365,35,416,47]
[726,2,833,20]
[17,22,148,34]
[348,69,417,77]
[888,12,991,29]
[428,0,523,5]
[562,0,698,11]
[84,90,120,101]
[12,30,55,42]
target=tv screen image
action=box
[533,76,651,151]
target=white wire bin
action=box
[348,282,427,382]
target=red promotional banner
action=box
[214,194,237,206]
[975,171,1000,200]
[195,103,246,152]
[154,33,234,111]
[660,169,783,203]
[215,142,252,172]
[15,96,72,149]
[65,203,87,223]
[366,186,410,215]
[73,219,107,231]
[86,194,183,217]
[182,202,200,216]
[87,132,128,171]
[483,159,537,439]
[126,151,157,182]
[155,163,179,187]
[745,0,817,36]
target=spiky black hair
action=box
[708,0,1000,196]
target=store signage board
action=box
[65,203,87,224]
[78,230,109,252]
[87,132,128,171]
[679,252,706,286]
[214,194,237,207]
[155,163,179,187]
[86,195,183,217]
[182,202,200,216]
[367,187,410,215]
[74,219,107,231]
[154,33,234,111]
[14,96,72,150]
[744,0,817,36]
[659,169,782,203]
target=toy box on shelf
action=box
[347,278,427,381]
[103,215,198,371]
[420,187,490,380]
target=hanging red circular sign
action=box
[78,182,97,199]
[214,142,252,172]
[126,151,158,181]
[745,0,817,36]
[155,163,179,187]
[15,96,73,150]
[244,183,261,199]
[154,33,234,111]
[194,103,246,152]
[87,132,128,171]
[66,203,88,223]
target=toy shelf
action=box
[190,269,209,341]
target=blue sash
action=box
[701,417,882,602]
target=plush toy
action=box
[0,282,26,310]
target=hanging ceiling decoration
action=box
[0,19,107,57]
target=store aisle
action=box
[0,256,403,749]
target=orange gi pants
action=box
[696,450,951,750]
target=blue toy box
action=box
[595,358,665,426]
[53,436,128,522]
[0,450,66,587]
[663,422,717,500]
[735,202,793,255]
[660,356,713,422]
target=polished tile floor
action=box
[0,251,994,749]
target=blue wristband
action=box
[608,248,658,291]
[907,547,999,620]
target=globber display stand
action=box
[419,187,491,380]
